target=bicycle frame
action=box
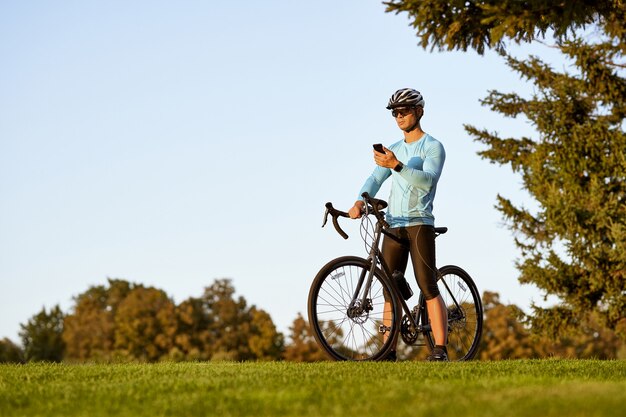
[351,214,429,338]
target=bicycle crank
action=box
[400,306,421,345]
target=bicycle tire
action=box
[308,256,400,361]
[421,265,483,361]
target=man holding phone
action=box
[347,88,448,361]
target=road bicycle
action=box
[308,192,483,361]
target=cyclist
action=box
[348,88,448,361]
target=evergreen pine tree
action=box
[385,0,626,339]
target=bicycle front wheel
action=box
[423,265,483,361]
[308,256,400,361]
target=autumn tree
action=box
[479,292,623,359]
[0,338,24,363]
[203,278,251,360]
[63,279,134,361]
[248,307,285,360]
[173,296,213,360]
[19,305,65,362]
[478,292,542,359]
[114,286,178,362]
[200,279,284,361]
[174,281,284,361]
[283,313,327,362]
[62,277,283,362]
[64,279,178,362]
[385,0,626,339]
[536,311,624,359]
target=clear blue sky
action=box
[1,1,561,342]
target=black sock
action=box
[435,345,447,354]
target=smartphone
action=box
[373,143,385,153]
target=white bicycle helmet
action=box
[386,88,425,109]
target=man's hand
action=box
[348,200,365,219]
[374,146,399,169]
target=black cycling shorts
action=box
[381,224,440,300]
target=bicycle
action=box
[307,192,483,361]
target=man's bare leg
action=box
[426,295,448,345]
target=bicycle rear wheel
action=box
[308,256,400,361]
[422,265,483,361]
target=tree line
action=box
[1,278,623,363]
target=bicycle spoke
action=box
[337,267,354,305]
[321,280,349,308]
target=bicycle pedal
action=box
[378,325,391,334]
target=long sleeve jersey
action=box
[358,134,445,227]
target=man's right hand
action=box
[348,201,365,219]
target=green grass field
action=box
[1,360,625,417]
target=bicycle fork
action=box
[346,258,376,321]
[346,222,384,323]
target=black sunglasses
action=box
[391,107,415,118]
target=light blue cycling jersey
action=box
[358,133,445,228]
